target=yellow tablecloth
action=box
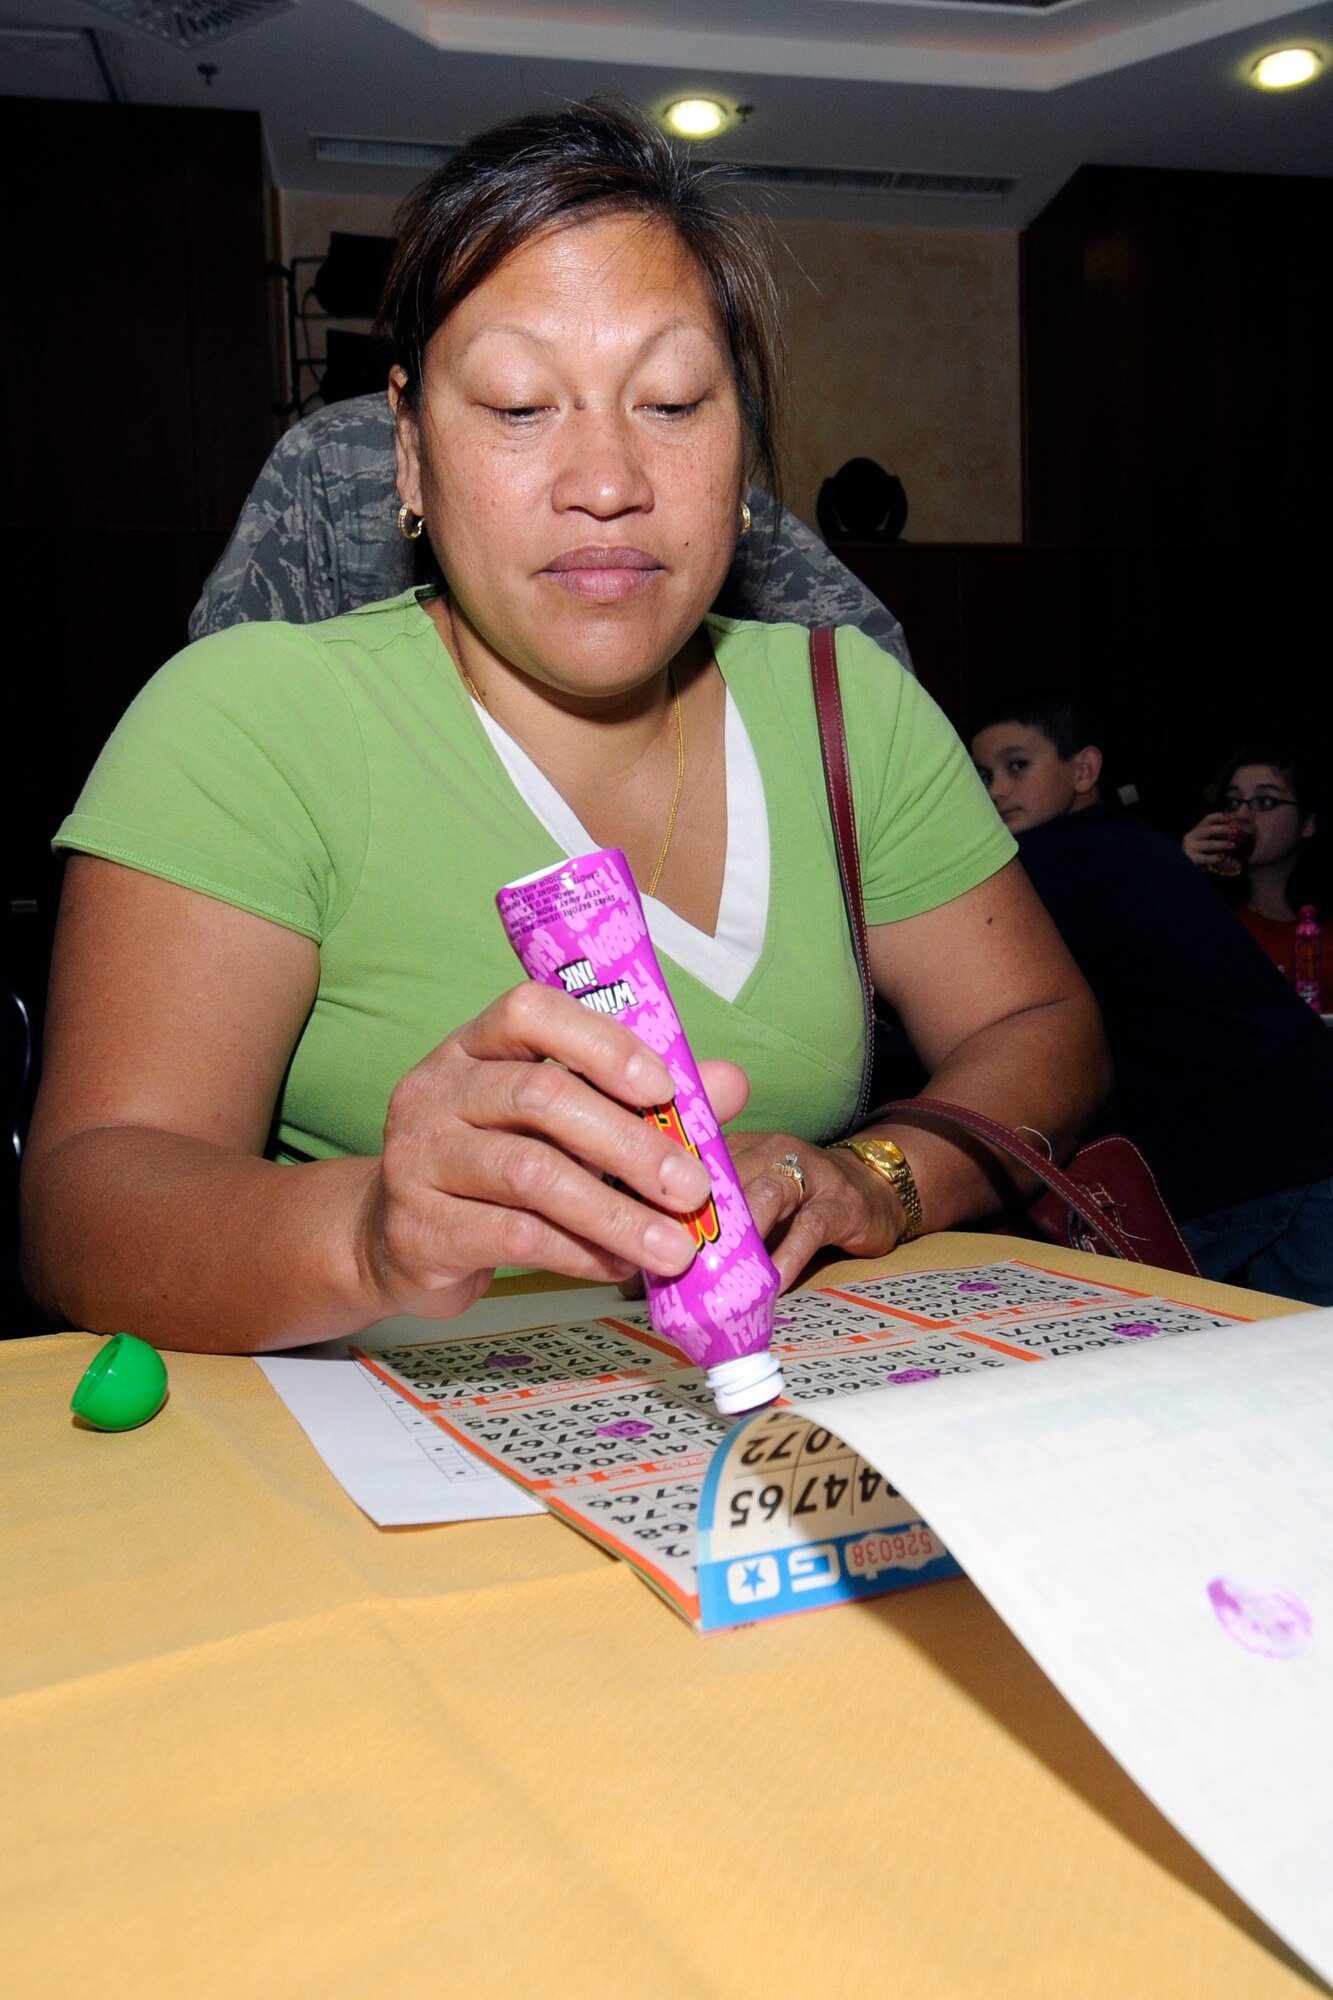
[2,1237,1321,1998]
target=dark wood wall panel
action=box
[1023,166,1333,549]
[1,106,197,532]
[1,99,273,1071]
[833,540,1319,839]
[183,110,275,530]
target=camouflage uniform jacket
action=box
[190,395,912,670]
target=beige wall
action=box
[773,220,1021,543]
[277,191,1022,544]
[275,191,401,411]
[279,189,401,265]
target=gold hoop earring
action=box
[397,503,424,542]
[739,500,752,537]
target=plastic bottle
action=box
[496,848,784,1416]
[1294,905,1323,1013]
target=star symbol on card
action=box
[726,1555,781,1603]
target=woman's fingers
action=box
[403,1050,711,1219]
[456,981,674,1105]
[416,985,714,1209]
[368,990,768,1318]
[374,1181,653,1292]
[697,1058,750,1127]
[366,982,732,1309]
[378,1096,700,1286]
[735,1142,808,1237]
[727,1131,905,1287]
[433,1126,701,1275]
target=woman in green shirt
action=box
[24,101,1106,1352]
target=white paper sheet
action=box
[255,1286,621,1524]
[257,1356,543,1527]
[793,1306,1333,1988]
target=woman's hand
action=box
[1182,811,1238,869]
[725,1130,904,1291]
[357,980,733,1322]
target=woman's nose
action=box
[551,409,653,518]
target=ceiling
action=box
[2,0,1331,227]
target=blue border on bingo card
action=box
[696,1523,960,1632]
[694,1414,960,1633]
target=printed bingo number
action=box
[721,1407,901,1557]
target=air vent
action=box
[84,0,294,51]
[312,136,457,171]
[307,135,1013,204]
[726,162,1015,200]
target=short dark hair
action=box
[378,97,785,500]
[968,687,1106,761]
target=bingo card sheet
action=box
[352,1259,1249,1631]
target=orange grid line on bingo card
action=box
[352,1348,664,1412]
[441,1371,679,1414]
[1008,1259,1256,1323]
[819,1292,1043,1360]
[396,1401,705,1622]
[411,1398,716,1492]
[599,1315,692,1361]
[541,1484,701,1622]
[354,1349,445,1410]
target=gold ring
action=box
[771,1152,807,1202]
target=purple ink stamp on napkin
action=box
[1207,1578,1312,1659]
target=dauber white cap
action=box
[707,1350,785,1417]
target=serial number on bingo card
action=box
[845,1525,942,1577]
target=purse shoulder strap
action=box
[809,626,875,1126]
[877,1096,1143,1261]
[809,634,1158,1267]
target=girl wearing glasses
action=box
[1183,748,1329,990]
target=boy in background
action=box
[968,690,1333,1303]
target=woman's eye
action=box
[1008,759,1028,774]
[642,400,703,419]
[487,405,547,423]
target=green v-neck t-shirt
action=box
[56,592,1014,1163]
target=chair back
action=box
[3,983,32,1166]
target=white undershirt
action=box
[475,691,769,1003]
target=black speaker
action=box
[311,233,396,321]
[816,458,907,542]
[319,328,395,406]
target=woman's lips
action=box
[542,547,664,602]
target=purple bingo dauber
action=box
[496,848,784,1417]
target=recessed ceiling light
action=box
[663,98,730,140]
[1250,47,1323,90]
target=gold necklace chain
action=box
[647,667,685,898]
[460,663,685,898]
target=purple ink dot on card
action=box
[596,1419,654,1440]
[1207,1578,1312,1659]
[1114,1321,1161,1339]
[485,1352,533,1370]
[957,1281,1000,1293]
[886,1368,939,1384]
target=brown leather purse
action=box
[808,626,1200,1277]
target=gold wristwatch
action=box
[832,1136,923,1243]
